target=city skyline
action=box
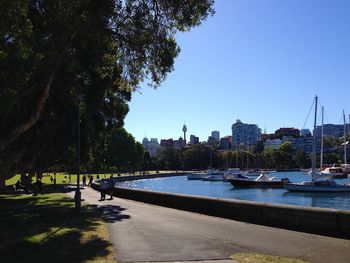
[124,0,350,143]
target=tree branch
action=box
[0,30,77,153]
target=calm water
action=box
[116,171,350,210]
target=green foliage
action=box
[279,141,293,154]
[86,128,144,172]
[182,145,211,170]
[294,150,310,168]
[253,141,264,154]
[0,0,215,183]
[274,128,300,139]
[158,148,183,170]
[323,153,341,165]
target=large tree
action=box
[0,0,214,187]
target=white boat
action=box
[187,171,209,180]
[244,170,269,177]
[187,169,223,180]
[284,179,350,192]
[223,168,250,181]
[321,164,345,179]
[202,169,224,181]
[284,96,350,193]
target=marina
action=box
[115,171,350,210]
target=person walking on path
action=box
[107,176,114,200]
[82,174,87,187]
[100,179,107,201]
[88,175,93,186]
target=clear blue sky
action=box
[124,0,350,143]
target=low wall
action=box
[91,176,350,239]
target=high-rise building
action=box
[142,137,161,157]
[160,139,174,148]
[190,135,199,145]
[219,136,231,150]
[231,119,261,150]
[211,131,220,142]
[174,137,186,149]
[314,124,350,138]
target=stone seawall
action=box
[92,174,350,239]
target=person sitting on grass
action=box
[33,179,43,196]
[15,180,29,194]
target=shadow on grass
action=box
[0,192,129,262]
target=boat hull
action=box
[187,173,207,180]
[228,179,285,188]
[284,183,350,192]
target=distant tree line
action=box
[143,140,345,172]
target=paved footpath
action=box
[67,186,350,263]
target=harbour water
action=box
[116,171,350,210]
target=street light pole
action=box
[75,96,82,214]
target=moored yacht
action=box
[187,169,223,180]
[321,164,345,179]
[202,170,224,181]
[284,96,350,193]
[228,173,290,188]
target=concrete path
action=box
[67,186,350,263]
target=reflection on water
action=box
[116,171,350,210]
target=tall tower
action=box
[182,124,187,143]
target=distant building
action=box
[174,137,186,149]
[300,129,311,137]
[142,137,162,157]
[211,131,220,142]
[264,139,282,149]
[282,136,313,153]
[231,119,261,150]
[207,136,217,146]
[189,135,199,145]
[160,139,174,148]
[314,124,350,138]
[219,136,232,150]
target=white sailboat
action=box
[284,96,350,192]
[187,147,224,181]
[321,110,349,178]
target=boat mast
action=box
[344,110,347,164]
[320,106,324,169]
[311,96,318,181]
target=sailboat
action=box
[321,110,349,178]
[187,147,224,181]
[284,96,350,192]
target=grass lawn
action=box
[0,186,116,262]
[5,170,185,186]
[232,253,309,263]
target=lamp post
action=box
[75,93,84,214]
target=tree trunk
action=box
[0,75,55,153]
[0,177,6,191]
[0,30,77,154]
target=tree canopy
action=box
[0,0,214,186]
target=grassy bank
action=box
[232,253,308,263]
[5,170,184,186]
[0,188,115,262]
